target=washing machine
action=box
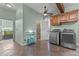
[49,29,61,45]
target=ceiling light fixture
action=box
[5,3,13,7]
[43,6,48,16]
[43,13,47,16]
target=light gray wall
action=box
[23,4,43,40]
[0,8,16,20]
[15,4,24,45]
[14,4,43,45]
[51,3,79,45]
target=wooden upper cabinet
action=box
[50,15,59,26]
[68,10,78,22]
[50,9,79,26]
[60,10,78,23]
[60,13,69,23]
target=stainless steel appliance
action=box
[61,29,76,50]
[49,29,61,45]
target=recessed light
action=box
[5,3,13,8]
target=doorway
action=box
[36,21,41,41]
[0,19,13,41]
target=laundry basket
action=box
[26,31,36,45]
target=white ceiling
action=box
[0,3,60,15]
[0,3,79,15]
[64,3,79,12]
[26,3,79,14]
[64,3,79,8]
[25,3,60,15]
[0,3,16,11]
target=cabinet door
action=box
[50,15,59,26]
[60,13,69,23]
[69,10,78,22]
[60,14,66,23]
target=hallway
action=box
[0,40,79,56]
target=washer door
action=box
[50,32,59,45]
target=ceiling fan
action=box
[43,6,53,16]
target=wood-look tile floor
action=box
[0,39,79,56]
